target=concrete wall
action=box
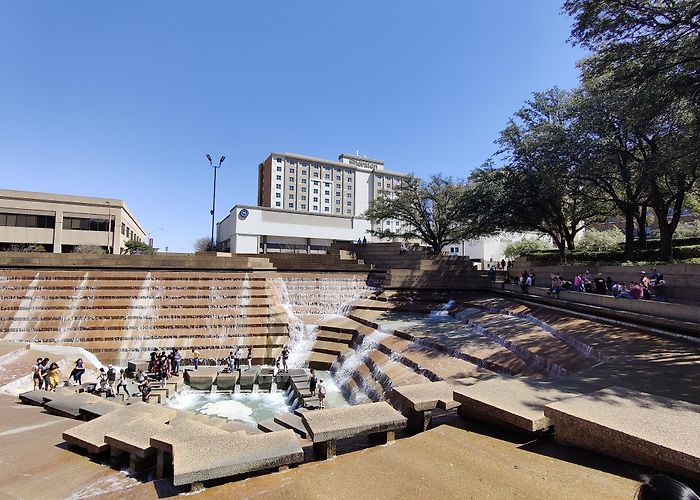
[496,283,700,333]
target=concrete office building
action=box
[0,189,147,254]
[219,152,409,253]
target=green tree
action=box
[490,88,609,260]
[124,240,156,255]
[364,174,495,253]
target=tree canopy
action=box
[364,174,496,253]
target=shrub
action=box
[578,228,625,253]
[504,239,552,259]
[71,245,106,254]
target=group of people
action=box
[96,364,130,397]
[308,368,327,408]
[31,357,62,391]
[544,268,666,301]
[148,347,182,384]
[225,346,253,372]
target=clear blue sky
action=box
[0,1,585,252]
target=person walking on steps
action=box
[141,378,152,403]
[309,369,317,397]
[281,345,289,373]
[70,358,85,385]
[116,369,130,398]
[32,358,43,390]
[246,346,253,371]
[47,362,61,391]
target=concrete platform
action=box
[238,368,260,391]
[215,372,239,390]
[258,420,288,433]
[78,399,125,420]
[44,393,102,419]
[104,417,170,467]
[19,390,52,406]
[273,412,308,438]
[171,429,304,487]
[62,402,177,454]
[392,380,469,432]
[301,401,407,443]
[453,377,581,433]
[184,367,219,390]
[544,386,700,480]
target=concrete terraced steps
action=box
[0,270,378,366]
[321,314,498,404]
[0,270,285,365]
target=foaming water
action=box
[429,299,456,317]
[167,387,291,424]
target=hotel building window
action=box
[275,193,281,198]
[288,203,294,208]
[275,202,281,207]
[276,175,282,180]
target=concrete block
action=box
[238,368,259,391]
[301,401,407,443]
[184,367,219,390]
[453,377,581,433]
[544,386,700,480]
[105,417,170,459]
[171,429,303,487]
[215,372,239,390]
[45,393,102,419]
[79,399,124,420]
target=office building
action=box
[0,189,147,254]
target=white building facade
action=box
[219,152,409,253]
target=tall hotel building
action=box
[218,152,408,254]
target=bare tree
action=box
[194,237,212,252]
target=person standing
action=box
[47,362,61,391]
[32,358,43,390]
[246,346,253,371]
[281,345,289,373]
[234,347,242,370]
[116,369,130,397]
[593,273,607,295]
[192,348,200,370]
[173,348,182,375]
[40,358,50,390]
[317,379,326,408]
[227,351,235,372]
[309,369,317,397]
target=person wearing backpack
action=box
[318,379,326,408]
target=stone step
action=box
[315,329,354,343]
[257,419,287,433]
[273,412,308,438]
[312,339,351,356]
[307,351,338,370]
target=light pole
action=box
[206,154,225,251]
[105,201,112,254]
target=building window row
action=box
[64,216,114,232]
[0,212,55,229]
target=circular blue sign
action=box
[239,208,249,220]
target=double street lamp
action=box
[206,154,225,251]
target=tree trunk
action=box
[658,222,674,261]
[623,208,636,261]
[555,238,566,264]
[636,204,648,249]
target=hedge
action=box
[525,244,700,264]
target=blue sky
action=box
[0,1,585,252]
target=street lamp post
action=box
[206,154,225,251]
[105,201,112,254]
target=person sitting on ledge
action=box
[519,271,531,294]
[636,474,699,500]
[593,273,607,295]
[618,281,643,300]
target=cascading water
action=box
[57,272,90,342]
[273,276,375,369]
[6,273,41,341]
[429,299,456,317]
[123,272,159,360]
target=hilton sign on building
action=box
[217,152,409,254]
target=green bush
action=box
[578,228,625,253]
[504,239,552,259]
